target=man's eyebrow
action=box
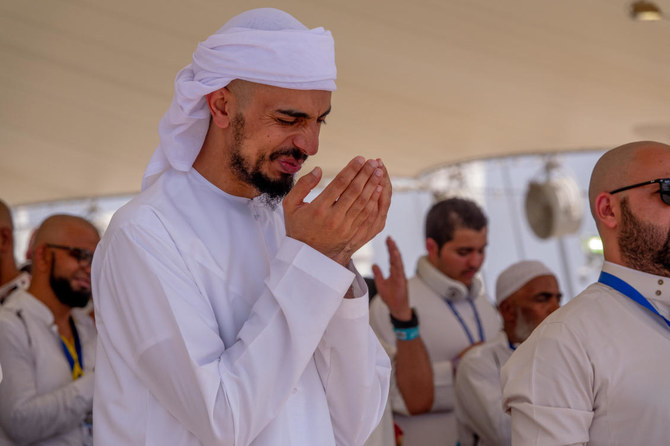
[276,106,332,120]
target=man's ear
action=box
[205,87,234,129]
[32,243,52,274]
[594,193,617,229]
[499,299,516,325]
[426,238,439,261]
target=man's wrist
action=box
[391,308,419,341]
[390,308,418,328]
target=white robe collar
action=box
[602,260,670,320]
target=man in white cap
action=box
[92,8,391,446]
[502,141,670,445]
[454,260,560,446]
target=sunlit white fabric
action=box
[455,331,513,446]
[93,168,390,445]
[502,261,670,446]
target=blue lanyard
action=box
[59,318,83,377]
[599,271,670,329]
[444,298,485,344]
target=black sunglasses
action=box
[47,244,94,267]
[609,178,670,205]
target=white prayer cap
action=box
[142,8,337,189]
[495,260,554,305]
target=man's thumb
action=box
[284,167,322,209]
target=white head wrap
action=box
[142,8,337,189]
[495,260,554,305]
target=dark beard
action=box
[230,113,306,208]
[618,198,670,276]
[50,261,91,308]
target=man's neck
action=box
[28,283,72,338]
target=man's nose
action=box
[468,252,484,269]
[292,123,320,156]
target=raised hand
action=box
[283,156,388,265]
[372,236,411,321]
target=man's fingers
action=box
[372,264,385,285]
[349,182,382,235]
[334,159,380,213]
[344,168,383,226]
[284,167,322,211]
[311,156,366,207]
[387,236,406,274]
[377,160,392,222]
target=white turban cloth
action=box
[495,260,554,305]
[142,8,337,189]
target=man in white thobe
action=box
[92,8,391,446]
[502,141,670,445]
[455,260,560,446]
[369,198,501,446]
[0,215,99,445]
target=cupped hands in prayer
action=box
[284,156,392,266]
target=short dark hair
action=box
[425,198,487,249]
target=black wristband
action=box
[390,308,418,329]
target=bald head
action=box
[33,215,100,252]
[589,141,670,220]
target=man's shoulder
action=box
[540,283,613,326]
[461,333,507,367]
[0,292,36,339]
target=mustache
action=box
[269,148,307,163]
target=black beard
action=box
[229,113,306,208]
[50,261,91,308]
[618,198,670,276]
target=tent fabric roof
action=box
[3,0,670,205]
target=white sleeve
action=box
[94,218,356,445]
[501,322,593,446]
[454,348,509,446]
[314,272,391,445]
[0,314,93,444]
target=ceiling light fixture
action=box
[630,1,663,21]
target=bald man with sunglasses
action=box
[0,214,99,445]
[502,141,670,445]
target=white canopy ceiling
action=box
[2,0,670,205]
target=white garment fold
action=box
[455,331,513,446]
[93,168,390,445]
